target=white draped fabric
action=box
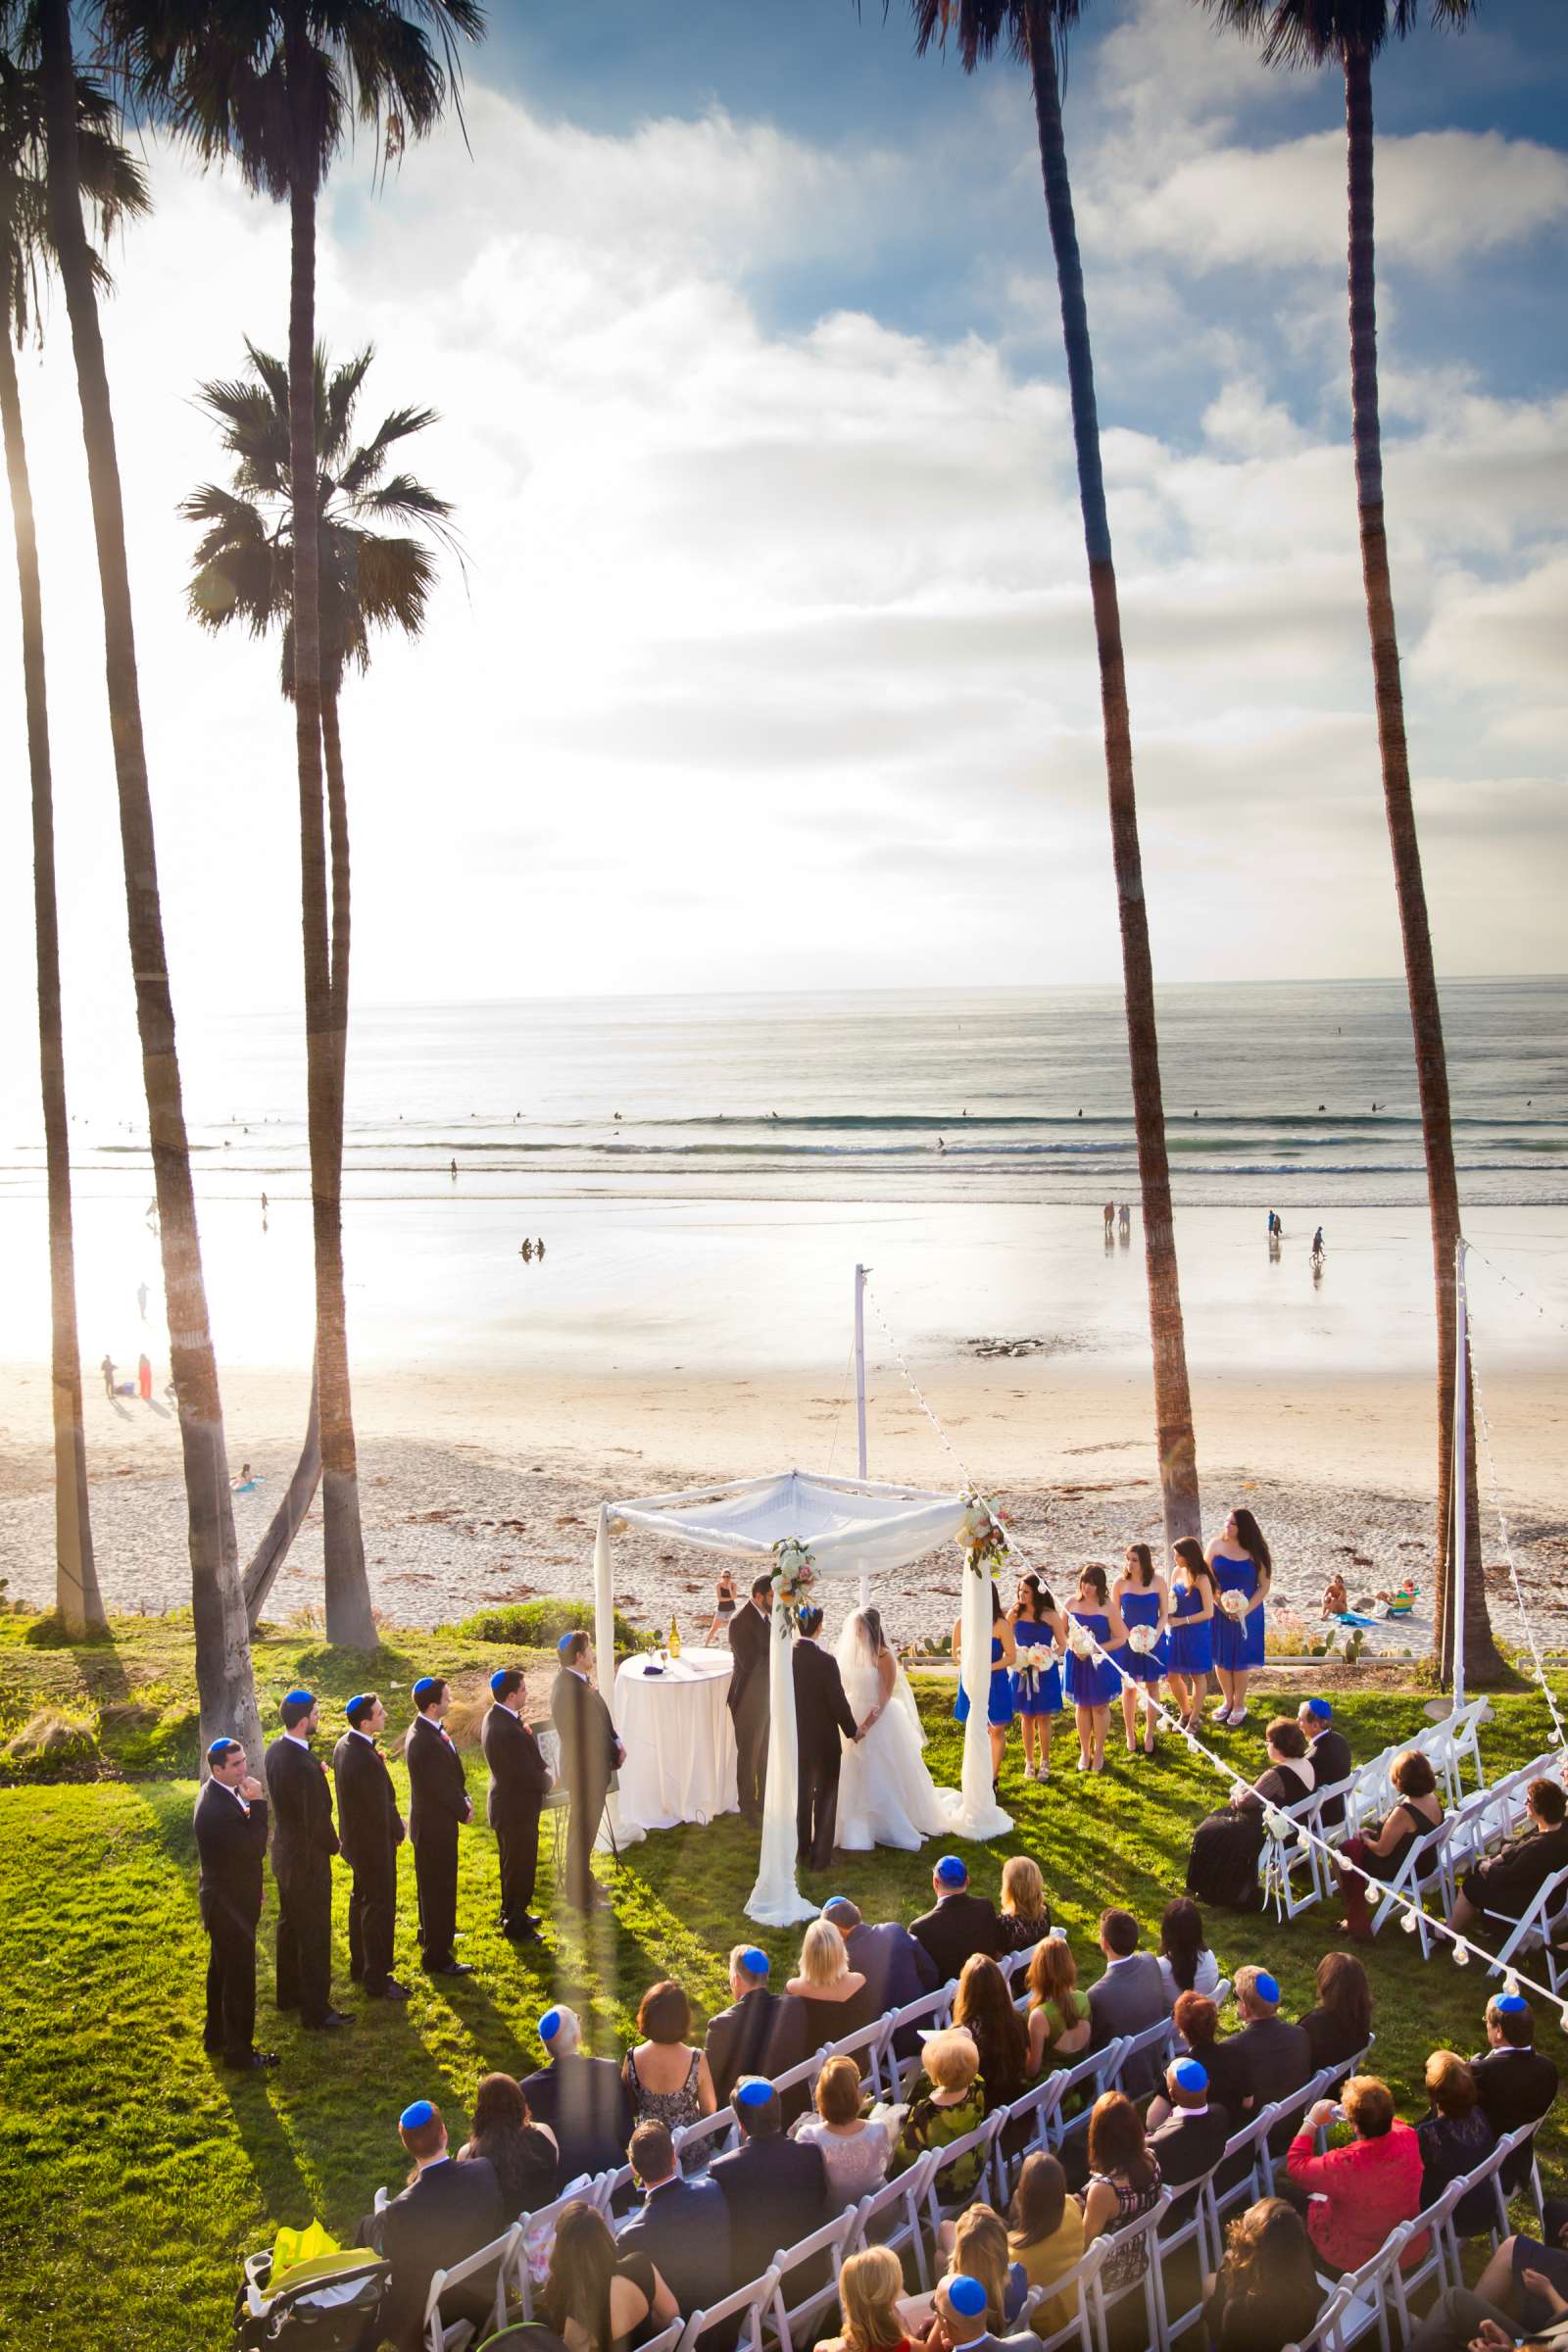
[613,1649,738,1832]
[592,1469,1007,1925]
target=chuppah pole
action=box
[856,1263,869,1606]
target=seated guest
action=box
[1298,1951,1373,2074]
[364,2098,507,2352]
[1082,2093,1162,2292]
[458,2071,559,2215]
[710,2079,830,2291]
[1451,1777,1568,1936]
[1167,1990,1253,2125]
[929,2271,1037,2352]
[995,1856,1052,1955]
[1187,1718,1315,1911]
[1284,2076,1424,2278]
[1416,2051,1499,2237]
[1431,2224,1568,2349]
[1203,2198,1325,2352]
[1336,1747,1444,1939]
[1086,1909,1169,2095]
[953,1953,1030,2113]
[821,1895,939,2058]
[705,1946,805,2110]
[1405,2278,1568,2352]
[1156,1897,1220,2004]
[542,2198,677,2352]
[914,2205,1027,2349]
[522,2006,635,2186]
[623,1980,717,2161]
[892,2028,988,2191]
[1471,1993,1561,2193]
[1006,2153,1085,2338]
[1231,1968,1313,2146]
[793,2053,893,2196]
[1147,2056,1230,2201]
[786,1917,874,2054]
[818,2245,916,2352]
[911,1856,1002,1987]
[615,2121,731,2319]
[1025,1935,1092,2077]
[1298,1698,1352,1830]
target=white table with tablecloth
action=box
[612,1648,738,1833]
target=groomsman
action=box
[551,1634,623,1913]
[727,1576,774,1825]
[481,1668,551,1942]
[265,1690,353,2031]
[406,1675,474,1977]
[194,1736,275,2072]
[792,1606,859,1871]
[332,1692,410,2001]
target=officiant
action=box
[728,1575,774,1825]
[792,1604,860,1871]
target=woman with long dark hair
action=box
[1156,1898,1219,2002]
[953,1952,1030,2112]
[1062,1565,1127,1775]
[1298,1951,1373,2072]
[1208,1508,1272,1727]
[1112,1543,1168,1758]
[1165,1538,1216,1731]
[1007,2152,1085,2338]
[542,2201,677,2352]
[953,1580,1016,1787]
[1008,1572,1065,1782]
[1082,2093,1161,2292]
[1204,2197,1324,2352]
[457,2071,558,2214]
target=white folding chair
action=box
[1486,1864,1568,1987]
[847,2148,935,2271]
[1386,2178,1467,2340]
[1029,2233,1111,2352]
[422,2223,519,2352]
[1090,2189,1172,2352]
[915,2110,1008,2280]
[1152,2154,1225,2340]
[995,2073,1067,2198]
[1261,1784,1325,1921]
[1209,2101,1280,2231]
[1480,2121,1545,2243]
[1313,2225,1410,2352]
[1366,1817,1452,1949]
[1106,2015,1174,2102]
[1283,2279,1356,2352]
[504,2185,611,2320]
[1046,2039,1125,2155]
[766,2208,858,2350]
[675,2266,780,2352]
[635,2324,684,2352]
[674,2109,740,2170]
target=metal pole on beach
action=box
[1451,1238,1469,1711]
[855,1264,869,1605]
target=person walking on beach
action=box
[406,1677,474,1977]
[729,1576,774,1825]
[1311,1226,1326,1263]
[1118,1202,1131,1239]
[137,1281,148,1321]
[536,1237,545,1258]
[1102,1202,1114,1237]
[100,1353,115,1400]
[137,1352,153,1404]
[519,1238,533,1261]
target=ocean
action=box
[10,974,1565,1210]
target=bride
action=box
[835,1607,962,1852]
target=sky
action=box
[0,0,1564,1062]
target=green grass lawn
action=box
[1,1614,1565,2352]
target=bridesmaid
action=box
[1164,1539,1216,1732]
[953,1581,1017,1788]
[1112,1544,1168,1758]
[1208,1507,1272,1727]
[1008,1572,1065,1783]
[1062,1565,1128,1775]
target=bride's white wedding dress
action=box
[835,1613,962,1852]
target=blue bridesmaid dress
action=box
[1211,1553,1265,1670]
[955,1635,1016,1727]
[1063,1611,1120,1708]
[1167,1581,1214,1677]
[1118,1587,1167,1684]
[1012,1618,1063,1717]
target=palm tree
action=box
[179,338,454,1621]
[28,0,260,1755]
[907,0,1201,1548]
[0,52,141,1637]
[1203,0,1497,1685]
[105,0,483,1646]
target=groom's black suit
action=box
[793,1638,858,1871]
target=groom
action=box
[792,1606,860,1871]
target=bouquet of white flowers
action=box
[1220,1589,1250,1621]
[1067,1621,1097,1660]
[1127,1623,1157,1656]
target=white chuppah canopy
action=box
[594,1468,1013,1926]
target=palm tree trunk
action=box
[0,329,103,1639]
[243,1362,321,1626]
[38,0,258,1753]
[1343,46,1497,1685]
[1025,6,1200,1546]
[286,41,374,1650]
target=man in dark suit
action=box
[1087,1909,1171,2096]
[332,1691,409,2002]
[792,1606,859,1870]
[1452,1779,1568,1935]
[194,1735,275,2072]
[618,2121,731,2315]
[363,2099,507,2352]
[821,1895,939,2057]
[551,1633,623,1912]
[1471,1993,1561,2193]
[480,1666,551,1943]
[519,2003,635,2181]
[910,1855,1002,1984]
[405,1675,474,1977]
[1148,2058,1231,2202]
[705,1946,807,2109]
[1299,1699,1353,1832]
[727,1576,773,1825]
[710,2080,830,2292]
[265,1689,351,2031]
[1231,1966,1313,2148]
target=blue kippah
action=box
[947,2278,988,2319]
[736,2078,773,2109]
[412,1676,439,1702]
[283,1687,314,1709]
[1305,1697,1332,1721]
[1496,1993,1529,2014]
[1173,2058,1208,2093]
[346,1692,372,1724]
[740,1947,769,1977]
[399,2099,435,2132]
[935,1855,967,1886]
[490,1669,511,1696]
[539,2008,563,2042]
[208,1737,239,1762]
[557,1633,576,1655]
[1254,1972,1280,2005]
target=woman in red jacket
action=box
[1285,2075,1426,2278]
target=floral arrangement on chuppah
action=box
[770,1538,817,1633]
[957,1493,1010,1577]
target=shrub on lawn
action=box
[3,1706,99,1771]
[444,1598,649,1652]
